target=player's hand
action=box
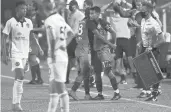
[39,49,44,56]
[145,47,152,52]
[110,43,116,49]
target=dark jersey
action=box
[76,19,89,47]
[87,18,111,51]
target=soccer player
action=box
[66,0,85,84]
[88,6,121,100]
[2,1,33,111]
[42,0,74,111]
[27,1,44,84]
[68,7,93,101]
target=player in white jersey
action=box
[2,1,33,111]
[42,0,74,112]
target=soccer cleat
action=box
[36,79,44,84]
[28,80,37,84]
[137,92,147,98]
[12,103,23,112]
[145,96,158,102]
[68,90,79,101]
[111,93,121,100]
[93,94,105,100]
[120,80,128,84]
[84,94,93,100]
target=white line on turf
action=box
[1,75,171,109]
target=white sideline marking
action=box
[1,75,171,109]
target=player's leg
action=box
[68,57,83,101]
[92,50,104,100]
[115,39,126,83]
[28,54,38,84]
[81,54,92,100]
[48,59,69,112]
[12,58,27,111]
[100,48,121,100]
[35,57,44,84]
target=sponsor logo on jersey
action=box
[15,62,20,66]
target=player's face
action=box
[16,5,27,17]
[135,1,142,11]
[90,10,99,20]
[83,2,89,10]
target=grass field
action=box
[1,61,171,112]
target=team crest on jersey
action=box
[15,62,20,66]
[16,24,19,26]
[26,23,30,28]
[17,32,22,36]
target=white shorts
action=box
[48,49,68,82]
[11,58,27,71]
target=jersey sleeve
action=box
[2,19,12,35]
[153,21,162,35]
[87,20,96,31]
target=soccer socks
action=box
[71,82,81,91]
[60,92,69,112]
[35,64,42,80]
[47,93,59,112]
[12,79,23,104]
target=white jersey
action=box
[3,17,33,58]
[45,13,73,82]
[45,13,73,61]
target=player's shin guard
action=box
[108,71,118,91]
[47,93,59,112]
[71,75,83,91]
[12,79,23,104]
[60,92,69,112]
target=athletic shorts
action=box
[11,58,27,71]
[115,38,131,59]
[47,49,68,82]
[97,47,113,62]
[75,46,89,58]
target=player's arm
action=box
[103,21,117,45]
[152,23,165,48]
[113,2,134,18]
[2,20,11,65]
[87,21,115,48]
[65,23,75,46]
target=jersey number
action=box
[60,26,66,34]
[77,24,83,40]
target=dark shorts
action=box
[115,38,131,59]
[67,38,77,58]
[75,46,89,58]
[97,47,113,62]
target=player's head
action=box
[54,0,67,12]
[69,0,79,12]
[132,0,142,10]
[15,1,27,18]
[141,1,153,18]
[42,0,57,17]
[89,6,101,20]
[83,0,93,10]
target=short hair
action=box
[90,6,101,13]
[16,0,27,7]
[32,1,39,11]
[84,0,93,7]
[142,1,153,9]
[69,0,78,7]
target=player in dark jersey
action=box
[68,15,93,100]
[87,6,121,100]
